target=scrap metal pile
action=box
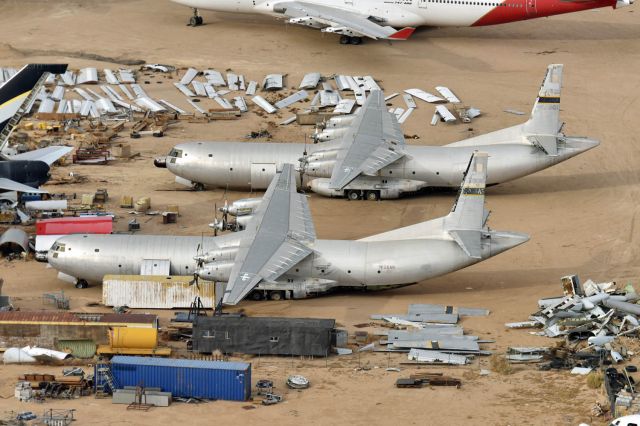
[506,275,640,346]
[371,304,491,365]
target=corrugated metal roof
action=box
[0,311,156,324]
[56,339,97,358]
[111,356,250,371]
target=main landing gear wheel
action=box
[269,291,284,301]
[347,190,360,201]
[365,191,379,201]
[339,35,363,45]
[189,9,203,26]
[75,280,89,289]
[193,182,205,191]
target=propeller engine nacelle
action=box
[301,149,339,164]
[314,127,348,142]
[324,115,355,128]
[220,198,262,217]
[304,160,335,178]
[194,246,239,265]
[196,260,234,282]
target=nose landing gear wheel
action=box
[189,9,203,26]
[193,182,205,191]
[75,280,89,289]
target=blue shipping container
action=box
[109,356,251,401]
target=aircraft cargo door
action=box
[250,163,277,190]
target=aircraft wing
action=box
[8,146,73,166]
[276,1,415,40]
[0,178,47,193]
[329,90,406,190]
[222,164,316,305]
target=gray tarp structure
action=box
[192,316,335,356]
[0,228,29,255]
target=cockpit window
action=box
[53,243,66,252]
[168,148,183,158]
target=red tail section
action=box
[388,27,415,40]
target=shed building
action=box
[192,316,336,356]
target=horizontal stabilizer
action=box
[449,229,482,259]
[0,177,47,193]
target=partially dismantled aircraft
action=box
[171,0,632,44]
[48,153,528,304]
[157,64,599,200]
[0,64,73,194]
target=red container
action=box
[36,217,113,236]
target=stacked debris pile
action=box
[371,303,492,365]
[396,372,462,388]
[506,275,640,346]
[506,275,640,418]
[15,369,92,402]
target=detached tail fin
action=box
[0,64,68,133]
[523,64,563,155]
[445,152,488,258]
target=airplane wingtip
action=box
[388,27,415,40]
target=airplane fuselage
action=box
[47,229,526,298]
[163,131,598,198]
[172,0,624,31]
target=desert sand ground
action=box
[0,0,639,424]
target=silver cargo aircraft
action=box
[156,64,599,200]
[48,154,528,304]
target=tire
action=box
[269,291,284,301]
[75,280,88,289]
[347,190,360,201]
[350,37,362,45]
[196,16,203,25]
[365,191,379,201]
[193,183,205,191]
[189,16,198,26]
[249,291,263,301]
[339,35,351,45]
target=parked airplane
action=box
[0,64,72,194]
[157,64,599,200]
[171,0,632,44]
[48,154,528,305]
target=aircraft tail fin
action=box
[387,27,415,40]
[0,64,68,134]
[522,64,563,155]
[444,152,488,258]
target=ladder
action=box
[0,72,50,157]
[96,366,118,395]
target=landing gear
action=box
[75,279,89,289]
[249,290,263,301]
[189,8,203,26]
[365,190,379,201]
[347,190,361,201]
[193,182,205,191]
[269,291,284,301]
[339,35,363,45]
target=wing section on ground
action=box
[222,164,316,305]
[276,2,415,40]
[8,146,73,166]
[0,177,47,193]
[329,90,405,190]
